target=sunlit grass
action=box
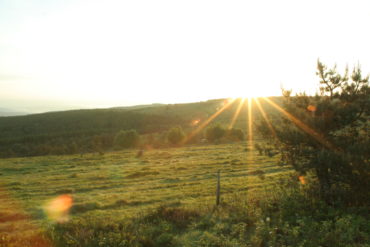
[0,142,290,243]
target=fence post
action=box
[216,170,220,206]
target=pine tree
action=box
[259,60,369,205]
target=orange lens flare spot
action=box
[307,105,317,112]
[298,176,306,185]
[191,119,200,126]
[223,98,233,105]
[44,194,73,222]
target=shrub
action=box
[205,124,226,142]
[114,129,140,149]
[226,128,244,141]
[167,126,185,145]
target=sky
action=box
[1,0,369,113]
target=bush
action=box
[114,129,140,149]
[205,125,226,142]
[225,128,244,141]
[167,127,185,145]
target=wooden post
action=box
[216,170,220,206]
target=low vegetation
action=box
[0,142,283,245]
[167,126,186,145]
[1,141,368,246]
[114,129,140,149]
[48,178,370,247]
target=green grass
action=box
[0,142,288,241]
[2,142,368,246]
[0,141,288,217]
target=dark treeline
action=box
[0,98,281,158]
[0,109,183,157]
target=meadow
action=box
[0,141,292,245]
[1,142,369,247]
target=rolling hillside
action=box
[0,97,283,157]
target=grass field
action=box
[1,142,369,247]
[0,142,290,243]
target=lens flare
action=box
[191,119,200,126]
[228,98,245,129]
[223,98,234,105]
[298,176,306,185]
[262,97,337,151]
[182,98,236,144]
[254,98,278,141]
[307,105,316,112]
[44,194,73,223]
[247,97,253,146]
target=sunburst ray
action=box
[228,98,245,129]
[261,97,337,151]
[182,98,236,144]
[247,97,253,148]
[254,97,278,141]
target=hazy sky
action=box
[1,0,369,112]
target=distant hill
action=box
[110,103,165,110]
[0,108,29,117]
[0,97,282,157]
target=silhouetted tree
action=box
[258,60,370,205]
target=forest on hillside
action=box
[0,98,281,158]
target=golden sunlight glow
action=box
[262,97,337,151]
[247,98,253,147]
[182,98,236,144]
[307,105,317,112]
[298,176,306,185]
[191,119,200,126]
[254,98,278,140]
[228,98,245,129]
[44,194,73,223]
